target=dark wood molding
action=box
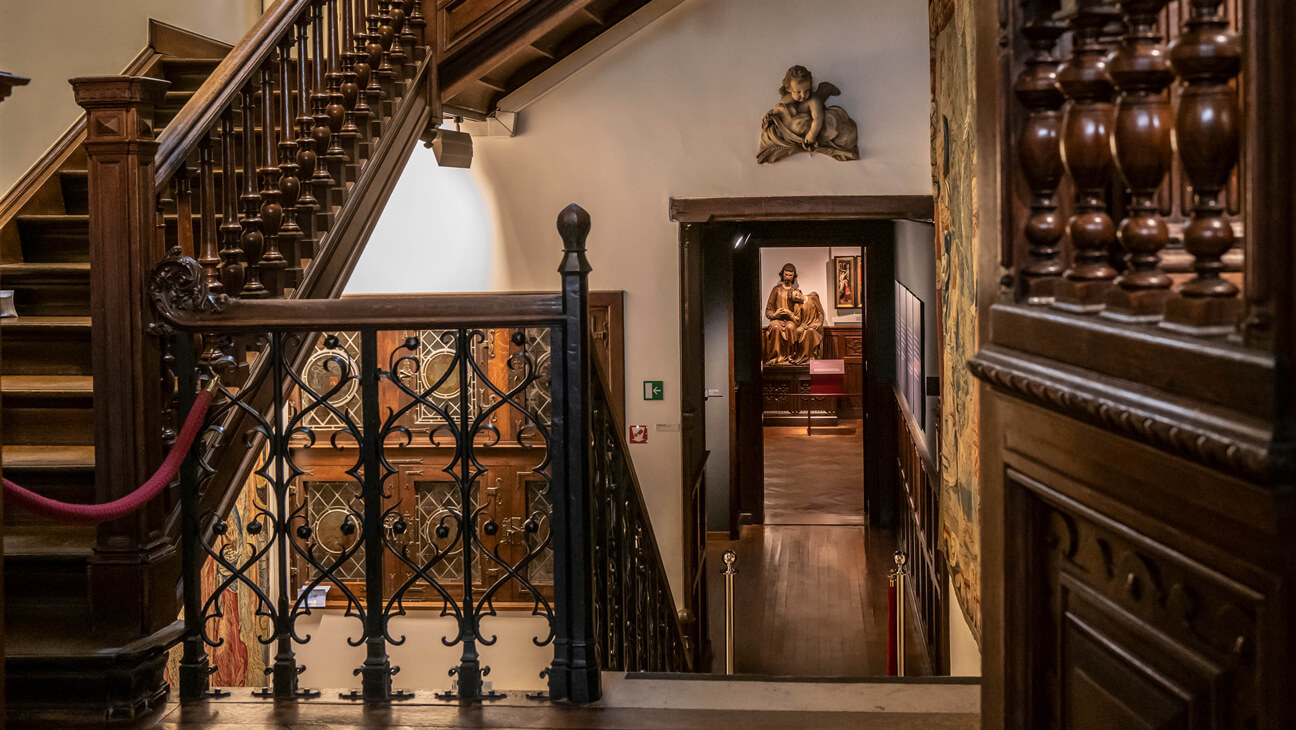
[969,345,1286,485]
[0,72,29,104]
[668,195,934,224]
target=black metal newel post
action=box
[176,333,215,701]
[354,328,401,700]
[549,203,601,703]
[453,326,486,701]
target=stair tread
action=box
[4,525,96,558]
[0,261,90,273]
[1,375,94,396]
[1,315,92,329]
[2,444,95,469]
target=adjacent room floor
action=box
[705,421,929,677]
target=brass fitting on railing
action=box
[722,549,738,675]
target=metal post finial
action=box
[557,203,591,252]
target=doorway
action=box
[673,195,936,677]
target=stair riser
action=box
[4,557,90,607]
[3,406,94,445]
[6,279,90,317]
[2,330,92,376]
[3,475,95,527]
[16,219,88,263]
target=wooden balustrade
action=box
[1006,0,1251,341]
[1014,19,1068,305]
[1052,3,1121,313]
[1161,0,1242,335]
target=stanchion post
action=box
[722,549,737,675]
[893,551,908,677]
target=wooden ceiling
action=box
[435,0,654,116]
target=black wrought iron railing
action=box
[157,205,602,704]
[590,356,694,673]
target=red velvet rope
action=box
[3,389,214,524]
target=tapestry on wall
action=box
[929,0,981,644]
[165,454,273,687]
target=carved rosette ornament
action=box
[758,65,860,164]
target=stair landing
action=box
[46,675,978,728]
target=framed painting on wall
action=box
[833,256,856,309]
[854,255,863,307]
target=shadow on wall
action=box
[344,145,500,294]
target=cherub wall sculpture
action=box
[758,65,860,164]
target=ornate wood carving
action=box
[1161,0,1243,335]
[1103,0,1174,322]
[1025,475,1261,728]
[1013,21,1067,305]
[1052,4,1121,313]
[968,348,1287,483]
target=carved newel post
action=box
[1162,0,1242,335]
[1105,0,1175,322]
[72,75,176,633]
[1052,3,1121,313]
[1014,20,1068,304]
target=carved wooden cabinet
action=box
[760,325,863,425]
[824,325,864,418]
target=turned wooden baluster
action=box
[365,6,387,125]
[258,56,287,296]
[1015,20,1068,305]
[340,0,363,157]
[310,0,336,196]
[278,30,304,289]
[351,0,374,144]
[295,10,320,250]
[239,84,268,298]
[219,108,246,295]
[1104,0,1175,322]
[1162,0,1242,335]
[388,0,409,87]
[173,165,195,259]
[1052,3,1121,313]
[197,135,222,296]
[376,0,398,97]
[323,0,348,165]
[407,0,427,63]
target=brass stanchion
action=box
[722,549,738,675]
[891,551,908,677]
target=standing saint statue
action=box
[764,263,805,365]
[792,291,826,364]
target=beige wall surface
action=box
[349,0,932,601]
[0,0,263,191]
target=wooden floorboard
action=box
[706,525,933,677]
[762,424,864,525]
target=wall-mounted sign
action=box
[629,425,648,444]
[643,381,664,400]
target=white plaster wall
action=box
[0,0,263,190]
[295,610,552,691]
[948,576,982,676]
[350,0,931,600]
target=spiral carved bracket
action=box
[150,246,231,323]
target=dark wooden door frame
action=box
[673,194,935,550]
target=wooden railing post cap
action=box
[557,203,592,274]
[71,75,170,109]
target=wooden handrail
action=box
[156,292,565,332]
[154,0,313,187]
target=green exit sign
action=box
[643,381,664,400]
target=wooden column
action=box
[72,75,176,634]
[1104,0,1175,322]
[1014,20,1068,305]
[1052,3,1121,313]
[1161,0,1242,335]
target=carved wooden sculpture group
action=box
[758,65,859,164]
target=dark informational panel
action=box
[895,281,924,429]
